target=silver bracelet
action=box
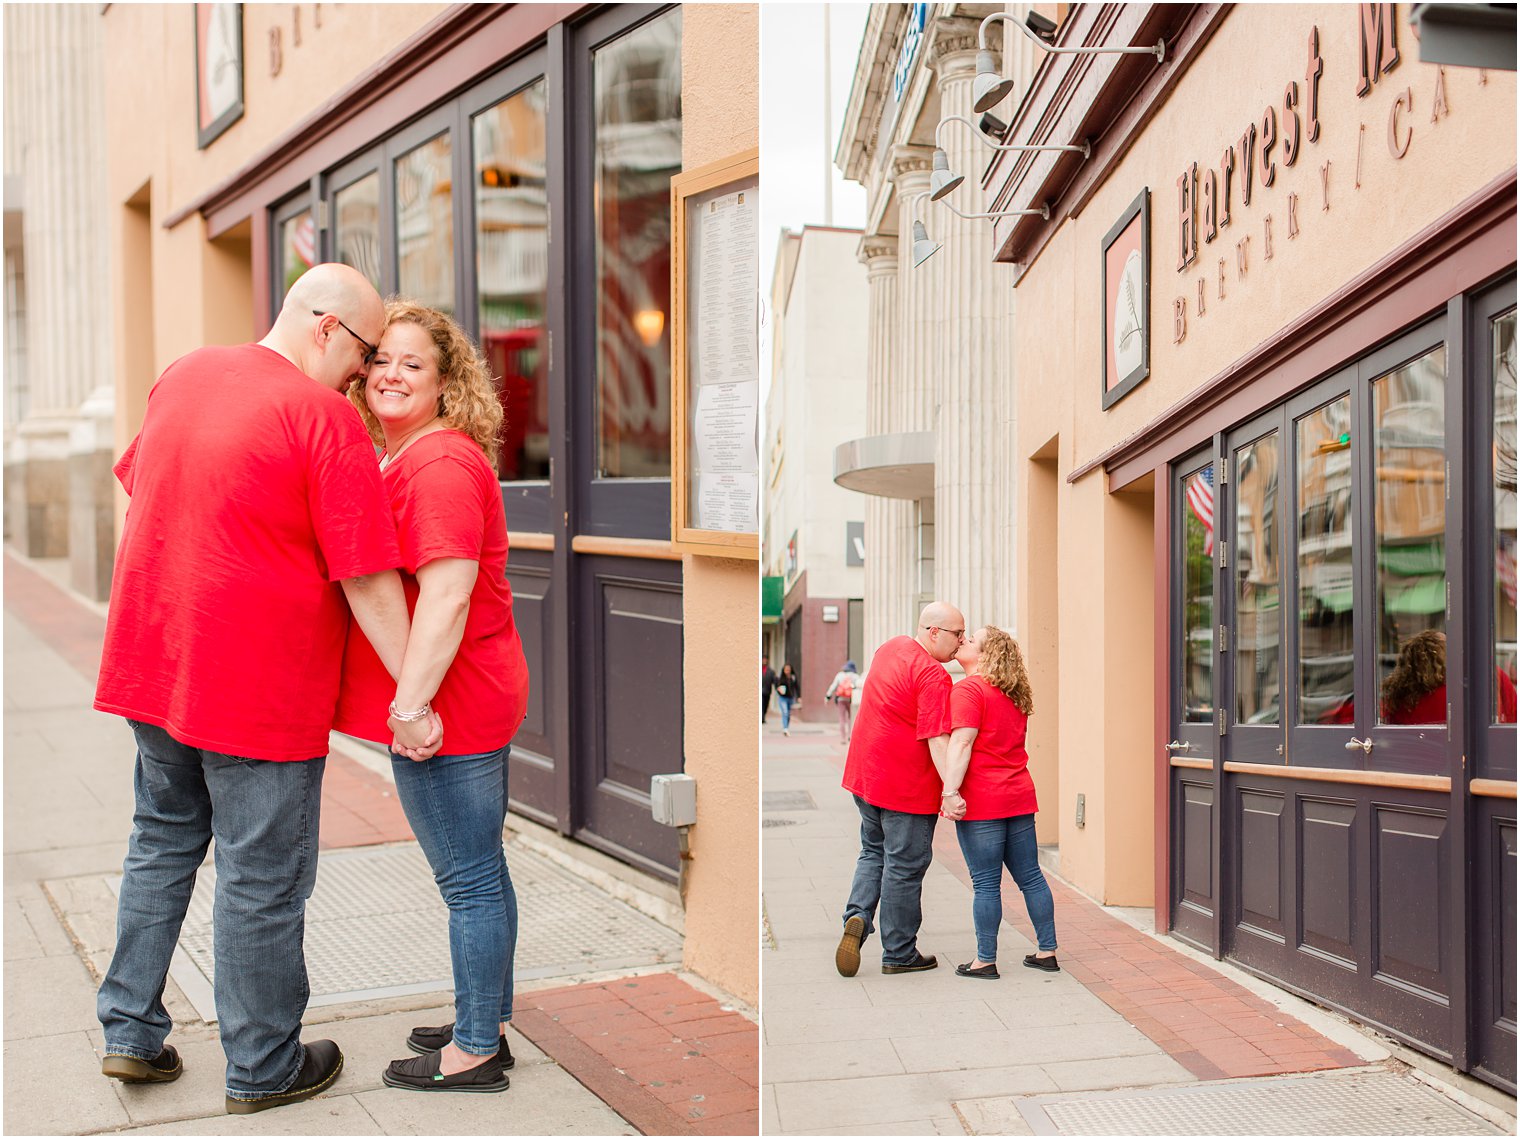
[388,700,432,723]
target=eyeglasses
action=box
[923,625,967,642]
[312,310,378,366]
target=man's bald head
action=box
[916,601,966,663]
[281,263,384,341]
[260,263,385,392]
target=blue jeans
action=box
[99,722,324,1098]
[843,796,937,965]
[392,745,517,1056]
[778,694,794,730]
[955,814,1058,962]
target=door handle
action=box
[1344,736,1373,754]
[1165,740,1193,753]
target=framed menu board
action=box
[671,148,760,559]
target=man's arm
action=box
[341,570,410,680]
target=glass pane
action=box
[1495,309,1518,724]
[593,7,682,478]
[1235,435,1281,725]
[396,134,454,313]
[1183,465,1215,723]
[475,81,549,483]
[279,209,315,298]
[1296,396,1355,725]
[334,173,381,289]
[1374,346,1447,726]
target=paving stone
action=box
[763,1038,905,1083]
[758,979,874,1013]
[763,998,1007,1047]
[4,954,105,1039]
[1042,1051,1196,1092]
[773,1066,1057,1133]
[2,1031,132,1134]
[354,1062,636,1135]
[112,1095,383,1134]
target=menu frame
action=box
[670,147,761,559]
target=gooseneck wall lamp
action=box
[928,115,1090,201]
[972,11,1166,113]
[907,191,1049,270]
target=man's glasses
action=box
[312,310,378,366]
[923,625,966,642]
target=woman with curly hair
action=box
[1380,629,1448,725]
[334,301,529,1094]
[940,627,1057,979]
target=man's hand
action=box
[940,792,967,820]
[390,710,443,761]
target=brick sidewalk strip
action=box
[513,972,759,1136]
[4,551,105,681]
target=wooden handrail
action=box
[508,531,554,552]
[1470,778,1517,800]
[570,535,683,561]
[1222,761,1449,793]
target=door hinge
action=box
[1217,539,1228,570]
[1218,624,1230,653]
[1217,460,1228,485]
[1217,707,1227,736]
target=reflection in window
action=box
[1495,309,1518,724]
[593,7,682,478]
[1373,346,1447,725]
[1296,397,1354,725]
[1183,465,1215,723]
[280,209,316,297]
[335,174,381,290]
[1235,436,1280,725]
[474,81,549,483]
[396,134,454,313]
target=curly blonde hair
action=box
[349,300,502,464]
[1381,628,1446,719]
[978,627,1034,715]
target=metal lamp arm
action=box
[937,196,1050,223]
[978,10,1165,62]
[935,114,1090,158]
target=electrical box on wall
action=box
[651,773,697,827]
[1076,793,1086,829]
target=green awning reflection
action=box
[1384,576,1446,614]
[1379,542,1444,576]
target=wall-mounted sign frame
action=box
[670,147,760,559]
[1101,187,1150,409]
[195,4,245,149]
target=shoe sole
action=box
[225,1052,344,1114]
[1023,958,1060,972]
[405,1037,516,1070]
[381,1070,510,1093]
[882,959,938,974]
[102,1054,182,1083]
[954,967,1000,979]
[835,916,865,977]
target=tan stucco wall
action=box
[678,3,760,1008]
[1013,3,1516,905]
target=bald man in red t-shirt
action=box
[835,602,963,976]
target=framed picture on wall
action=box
[195,4,244,149]
[1101,187,1150,410]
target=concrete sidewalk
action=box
[760,724,1514,1136]
[4,553,757,1136]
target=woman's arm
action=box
[943,725,979,797]
[390,557,479,754]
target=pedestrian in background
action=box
[774,664,800,735]
[93,264,439,1114]
[761,658,776,723]
[824,659,859,744]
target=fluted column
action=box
[892,146,935,634]
[859,235,902,663]
[929,26,1009,630]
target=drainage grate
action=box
[1007,1069,1501,1136]
[111,843,682,1023]
[763,790,817,812]
[762,818,800,828]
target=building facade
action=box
[98,2,758,1004]
[846,0,1513,1091]
[763,226,868,716]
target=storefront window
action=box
[474,81,549,482]
[592,7,682,479]
[396,133,454,313]
[279,209,316,297]
[335,173,381,290]
[1183,464,1215,723]
[1373,346,1447,726]
[1235,436,1280,725]
[1495,309,1518,723]
[1296,397,1354,725]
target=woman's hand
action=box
[390,709,443,761]
[941,791,967,820]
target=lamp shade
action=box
[972,50,1014,113]
[910,220,941,267]
[929,150,964,201]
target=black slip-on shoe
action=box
[382,1048,509,1093]
[405,1023,515,1069]
[835,915,866,977]
[1023,952,1060,972]
[102,1046,183,1084]
[881,952,938,974]
[225,1040,343,1115]
[955,961,1000,979]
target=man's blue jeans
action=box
[843,796,937,966]
[391,746,517,1056]
[955,814,1058,962]
[98,722,324,1099]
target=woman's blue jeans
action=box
[392,745,517,1056]
[778,694,794,730]
[954,814,1057,962]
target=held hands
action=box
[940,791,967,820]
[390,709,444,761]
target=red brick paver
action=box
[513,972,759,1135]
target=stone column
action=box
[928,23,1013,631]
[858,234,901,664]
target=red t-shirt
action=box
[951,675,1038,820]
[334,430,529,754]
[94,344,402,761]
[841,636,952,814]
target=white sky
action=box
[759,3,871,389]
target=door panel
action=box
[1237,788,1285,940]
[504,551,556,827]
[1371,804,1446,998]
[1297,795,1358,966]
